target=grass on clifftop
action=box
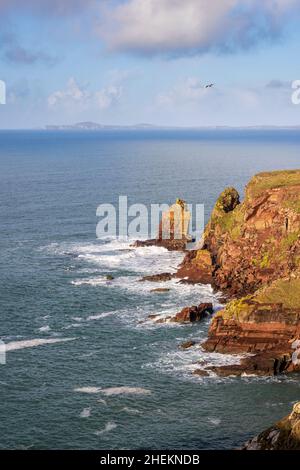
[256,278,300,309]
[218,278,300,322]
[246,169,300,199]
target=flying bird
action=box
[205,83,214,88]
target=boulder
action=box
[193,369,210,377]
[150,288,171,293]
[180,340,196,349]
[175,249,213,284]
[172,303,213,323]
[140,272,172,282]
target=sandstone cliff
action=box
[178,170,300,294]
[180,170,300,376]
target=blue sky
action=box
[0,0,300,128]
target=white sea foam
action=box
[74,387,102,394]
[72,277,108,286]
[208,418,221,426]
[80,407,91,418]
[48,238,184,278]
[74,386,151,396]
[63,323,82,330]
[5,337,76,352]
[100,387,151,396]
[121,407,142,415]
[38,325,50,332]
[86,312,114,321]
[144,345,246,381]
[97,399,107,406]
[95,421,117,436]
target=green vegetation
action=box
[280,232,299,251]
[283,199,300,214]
[216,296,255,321]
[246,170,300,199]
[204,187,244,240]
[256,278,300,309]
[218,277,300,322]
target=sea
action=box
[1,128,300,449]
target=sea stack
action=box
[135,199,192,251]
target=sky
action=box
[0,0,300,128]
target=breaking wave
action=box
[74,386,151,396]
[5,337,76,352]
[95,421,117,436]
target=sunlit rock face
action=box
[178,170,300,377]
[135,199,192,251]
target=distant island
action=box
[45,122,158,131]
[44,122,300,131]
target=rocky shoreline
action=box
[136,170,300,449]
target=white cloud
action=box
[100,0,300,56]
[95,85,122,109]
[48,78,88,107]
[48,77,122,110]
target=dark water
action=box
[1,129,300,450]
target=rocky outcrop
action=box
[140,272,173,282]
[180,340,196,349]
[150,288,171,293]
[207,350,294,377]
[201,277,300,376]
[190,171,300,296]
[173,303,213,323]
[169,170,300,377]
[149,302,213,324]
[243,402,300,450]
[134,199,192,251]
[135,238,187,251]
[175,249,213,284]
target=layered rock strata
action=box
[182,171,300,376]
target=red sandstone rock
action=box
[148,302,213,324]
[172,303,213,323]
[134,199,192,251]
[193,369,210,377]
[175,249,213,284]
[180,340,196,349]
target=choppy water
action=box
[1,129,300,449]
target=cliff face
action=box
[243,402,300,450]
[178,170,300,376]
[178,170,300,295]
